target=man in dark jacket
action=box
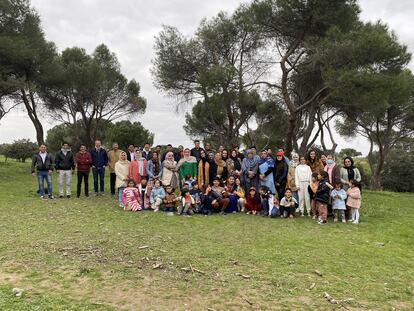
[190,140,204,162]
[142,142,152,160]
[75,144,92,198]
[90,139,108,195]
[55,142,75,198]
[31,144,54,199]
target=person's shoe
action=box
[333,218,338,223]
[59,195,64,199]
[300,213,304,217]
[352,220,359,224]
[48,195,54,200]
[312,216,316,220]
[348,219,353,223]
[40,195,46,200]
[94,192,99,196]
[289,214,294,219]
[318,220,327,225]
[154,209,159,212]
[246,211,251,214]
[342,219,346,223]
[66,195,71,199]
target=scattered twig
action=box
[243,297,253,305]
[138,245,150,249]
[309,283,316,290]
[314,270,323,277]
[152,262,162,269]
[235,273,251,279]
[324,292,354,309]
[207,308,217,311]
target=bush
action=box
[0,139,38,162]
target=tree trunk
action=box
[20,89,44,145]
[286,111,297,156]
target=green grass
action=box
[0,158,413,310]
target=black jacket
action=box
[55,150,75,170]
[31,152,54,173]
[315,180,330,204]
[274,160,288,185]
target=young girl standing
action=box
[330,182,347,223]
[295,156,312,216]
[315,170,333,225]
[346,179,362,224]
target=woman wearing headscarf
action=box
[176,148,198,187]
[197,149,210,188]
[286,152,300,203]
[258,150,276,195]
[340,156,362,191]
[129,150,147,186]
[324,154,340,185]
[146,151,162,190]
[161,151,179,189]
[241,149,259,191]
[228,149,242,177]
[306,149,324,174]
[209,152,228,184]
[115,151,130,207]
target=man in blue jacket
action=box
[90,139,108,195]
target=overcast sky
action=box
[1,0,413,153]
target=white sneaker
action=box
[352,220,359,224]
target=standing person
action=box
[142,143,152,160]
[197,149,210,188]
[107,143,123,196]
[233,145,244,161]
[129,150,148,186]
[340,156,362,191]
[286,152,299,203]
[161,144,179,162]
[177,145,184,160]
[324,154,340,185]
[250,146,260,161]
[190,140,204,162]
[258,150,276,195]
[307,150,324,174]
[126,144,136,161]
[177,148,198,187]
[277,147,290,165]
[90,140,108,195]
[320,153,327,167]
[209,152,228,183]
[75,144,92,198]
[315,170,333,225]
[295,156,312,216]
[346,179,362,224]
[309,172,319,219]
[241,149,260,191]
[229,149,242,177]
[274,151,288,200]
[146,151,162,190]
[331,182,347,223]
[115,151,130,208]
[161,151,179,189]
[204,142,213,155]
[55,142,75,198]
[31,144,54,199]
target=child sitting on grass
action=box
[331,182,347,223]
[245,187,261,215]
[270,196,280,218]
[279,188,298,218]
[163,185,177,212]
[309,172,319,219]
[150,179,165,212]
[315,170,333,225]
[178,188,195,216]
[122,180,141,212]
[183,174,194,190]
[346,179,362,224]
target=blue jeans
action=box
[92,167,105,193]
[118,187,125,204]
[37,171,52,197]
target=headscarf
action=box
[214,153,226,176]
[118,151,129,165]
[177,152,197,169]
[241,149,260,172]
[289,152,299,168]
[229,152,242,171]
[344,156,355,181]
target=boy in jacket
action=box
[31,144,54,199]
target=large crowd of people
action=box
[31,140,363,225]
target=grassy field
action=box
[0,159,413,310]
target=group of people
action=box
[31,140,362,224]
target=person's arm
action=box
[348,188,361,199]
[339,190,347,200]
[339,168,347,184]
[160,188,166,199]
[147,161,153,178]
[70,153,75,170]
[54,152,60,170]
[192,162,197,178]
[264,167,273,177]
[104,150,108,167]
[355,168,362,182]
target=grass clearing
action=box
[0,159,413,310]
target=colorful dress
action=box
[122,187,142,211]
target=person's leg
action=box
[154,197,162,211]
[37,171,45,197]
[345,205,352,221]
[46,173,53,198]
[219,198,230,212]
[340,210,346,222]
[177,202,183,214]
[65,170,72,196]
[182,203,190,214]
[304,188,311,216]
[261,198,269,215]
[318,202,327,222]
[118,187,124,205]
[333,209,338,221]
[110,172,116,195]
[92,168,98,194]
[84,172,89,196]
[58,170,64,197]
[298,184,305,214]
[77,172,82,197]
[99,167,105,194]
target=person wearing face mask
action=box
[324,154,340,185]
